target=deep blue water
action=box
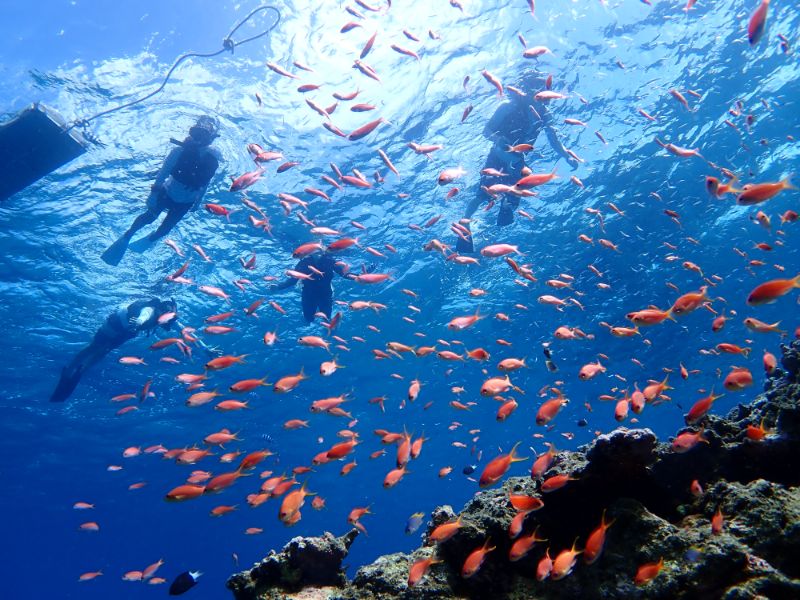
[1,0,798,597]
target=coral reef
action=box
[227,530,358,598]
[227,341,800,599]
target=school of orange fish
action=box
[71,0,798,590]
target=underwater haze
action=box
[1,0,798,598]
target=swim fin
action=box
[496,198,518,226]
[455,220,474,254]
[128,235,156,254]
[49,364,83,402]
[101,235,131,266]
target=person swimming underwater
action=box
[456,71,578,253]
[101,115,222,266]
[271,250,358,323]
[49,297,177,402]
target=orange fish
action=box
[685,388,723,424]
[737,176,794,205]
[273,369,309,393]
[584,510,615,564]
[229,377,269,393]
[408,556,441,587]
[429,517,462,542]
[626,308,675,326]
[723,367,753,391]
[634,557,664,585]
[536,549,553,581]
[279,482,315,523]
[671,286,709,315]
[205,354,247,370]
[743,317,783,334]
[747,275,800,305]
[447,310,483,331]
[479,442,527,487]
[531,443,557,479]
[672,427,708,453]
[461,539,496,578]
[536,393,567,425]
[551,539,582,580]
[165,484,206,502]
[711,507,724,534]
[541,473,576,493]
[509,526,546,561]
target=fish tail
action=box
[509,441,529,463]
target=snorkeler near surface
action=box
[101,116,222,266]
[49,297,177,402]
[455,71,578,253]
[271,249,359,323]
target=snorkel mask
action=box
[188,115,219,146]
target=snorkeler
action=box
[456,71,578,253]
[271,250,358,322]
[101,115,222,266]
[49,297,177,402]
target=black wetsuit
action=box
[101,137,221,266]
[50,298,170,402]
[293,254,348,322]
[474,82,551,222]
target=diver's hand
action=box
[130,306,154,328]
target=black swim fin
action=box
[49,365,82,402]
[101,235,131,266]
[496,198,518,226]
[455,221,474,254]
[128,236,156,254]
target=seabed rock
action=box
[228,341,800,599]
[227,529,358,599]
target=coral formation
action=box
[227,341,800,599]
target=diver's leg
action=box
[456,187,487,254]
[496,195,521,226]
[102,197,161,265]
[301,287,317,322]
[318,291,333,321]
[49,337,110,402]
[147,203,191,241]
[462,190,485,220]
[496,154,525,226]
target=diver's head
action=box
[517,69,546,93]
[188,115,219,146]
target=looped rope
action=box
[67,5,281,135]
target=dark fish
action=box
[546,360,558,373]
[462,464,477,475]
[169,571,202,595]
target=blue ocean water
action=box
[1,0,798,597]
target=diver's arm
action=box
[333,261,357,280]
[152,148,182,190]
[537,104,578,168]
[271,259,304,290]
[271,277,299,291]
[191,147,222,211]
[126,299,160,329]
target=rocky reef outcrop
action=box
[227,341,800,600]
